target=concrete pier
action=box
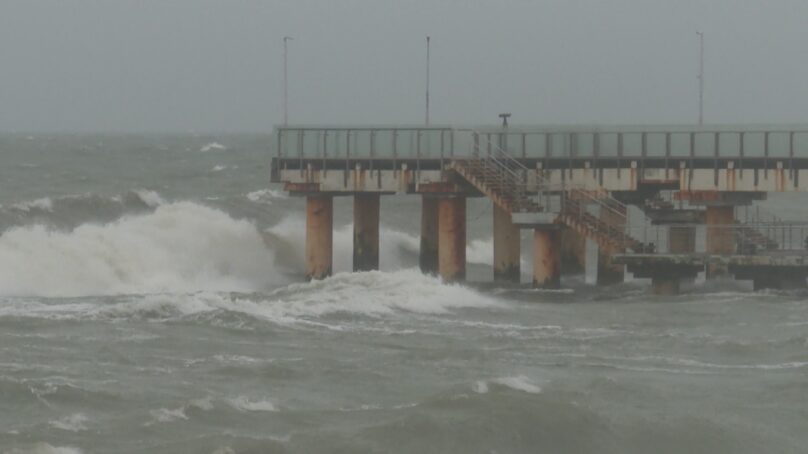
[651,276,680,295]
[353,193,380,272]
[669,226,696,254]
[305,195,333,280]
[597,207,626,285]
[438,196,466,282]
[533,228,561,289]
[560,228,586,275]
[493,204,521,282]
[419,197,439,275]
[706,206,735,278]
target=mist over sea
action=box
[1,134,807,453]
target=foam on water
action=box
[0,202,282,297]
[199,142,227,152]
[0,270,500,323]
[226,396,278,412]
[48,413,89,432]
[246,188,288,204]
[7,444,84,454]
[473,375,542,394]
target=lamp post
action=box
[425,36,431,125]
[697,31,704,126]
[283,36,294,126]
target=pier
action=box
[270,124,808,294]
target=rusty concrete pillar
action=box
[493,203,520,282]
[438,196,466,282]
[597,206,626,286]
[533,228,561,289]
[706,205,735,278]
[419,196,439,275]
[560,228,586,275]
[353,193,380,272]
[651,276,680,295]
[305,195,333,280]
[669,226,697,254]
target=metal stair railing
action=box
[450,129,541,213]
[560,187,644,252]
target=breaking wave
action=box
[0,202,282,297]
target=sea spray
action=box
[0,202,282,297]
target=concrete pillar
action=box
[419,197,439,275]
[669,226,696,254]
[706,205,735,278]
[560,228,586,275]
[597,206,626,286]
[651,276,680,295]
[752,270,808,291]
[353,193,380,272]
[438,196,466,282]
[533,228,561,289]
[305,195,333,280]
[493,204,520,282]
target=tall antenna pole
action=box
[697,31,704,126]
[425,36,431,125]
[283,36,293,127]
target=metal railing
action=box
[274,125,808,161]
[619,223,808,255]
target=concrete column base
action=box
[597,205,626,286]
[493,203,520,283]
[651,277,680,295]
[706,205,735,278]
[353,193,380,272]
[533,228,561,289]
[305,195,333,280]
[560,228,586,275]
[438,196,466,282]
[419,197,439,275]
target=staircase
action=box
[735,222,779,252]
[447,130,645,253]
[559,188,646,253]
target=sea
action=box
[0,133,806,454]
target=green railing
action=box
[274,125,808,160]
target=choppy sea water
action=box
[0,134,806,454]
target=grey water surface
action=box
[1,134,806,454]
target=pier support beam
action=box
[438,196,466,282]
[560,228,586,275]
[669,226,697,254]
[706,206,735,278]
[651,276,680,295]
[353,193,380,272]
[305,195,333,280]
[597,207,626,286]
[493,204,520,283]
[419,197,439,275]
[533,228,561,289]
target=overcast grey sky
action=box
[1,0,807,132]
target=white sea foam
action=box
[473,375,542,394]
[133,189,164,208]
[211,165,227,172]
[200,142,227,152]
[246,188,288,204]
[10,197,54,212]
[49,413,89,432]
[267,269,500,318]
[7,444,84,454]
[149,407,188,423]
[0,202,282,297]
[227,395,278,412]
